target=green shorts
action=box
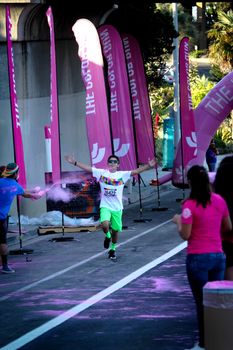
[100,207,123,232]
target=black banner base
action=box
[9,248,33,255]
[134,218,152,223]
[50,236,74,242]
[152,207,168,211]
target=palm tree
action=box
[207,10,233,73]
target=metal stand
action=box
[9,196,33,255]
[176,188,186,202]
[152,165,168,212]
[51,184,74,242]
[134,177,152,223]
[50,211,74,242]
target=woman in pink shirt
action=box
[173,165,232,350]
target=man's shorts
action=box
[0,218,8,244]
[100,207,122,232]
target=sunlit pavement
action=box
[19,251,197,350]
[2,155,231,350]
[0,186,201,350]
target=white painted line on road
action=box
[0,240,187,350]
[0,219,172,302]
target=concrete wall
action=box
[0,4,91,218]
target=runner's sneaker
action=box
[108,249,116,261]
[2,265,15,274]
[104,237,111,249]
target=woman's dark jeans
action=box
[186,253,226,348]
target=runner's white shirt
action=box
[92,168,131,211]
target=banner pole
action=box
[136,41,168,212]
[126,69,151,223]
[46,7,74,242]
[9,197,33,255]
[152,119,168,212]
[123,34,168,214]
[5,5,33,255]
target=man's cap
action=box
[2,163,19,177]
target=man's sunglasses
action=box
[108,159,118,164]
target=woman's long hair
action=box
[187,165,211,208]
[214,156,233,220]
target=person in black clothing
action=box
[214,155,233,280]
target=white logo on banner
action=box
[113,138,130,157]
[91,143,105,164]
[186,132,197,156]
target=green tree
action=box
[190,74,215,109]
[207,10,233,73]
[206,2,233,30]
[149,85,174,119]
[149,84,174,162]
[109,0,177,88]
[177,5,199,49]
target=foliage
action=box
[189,50,207,58]
[177,4,199,48]
[141,8,177,88]
[156,3,199,46]
[109,0,177,88]
[147,3,233,155]
[149,84,174,163]
[214,133,227,151]
[149,63,215,117]
[207,10,233,73]
[205,2,233,29]
[145,3,201,89]
[215,114,233,153]
[149,85,174,121]
[190,71,215,109]
[154,136,163,165]
[209,64,225,82]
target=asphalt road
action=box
[0,187,200,350]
